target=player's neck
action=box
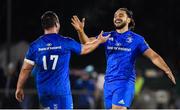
[116,25,129,34]
[44,27,58,34]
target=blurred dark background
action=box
[0,0,180,109]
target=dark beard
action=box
[114,22,126,29]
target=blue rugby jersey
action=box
[101,30,149,83]
[25,33,81,97]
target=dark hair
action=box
[117,8,135,30]
[41,11,59,29]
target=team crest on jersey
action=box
[126,36,133,43]
[46,43,52,47]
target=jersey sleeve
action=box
[138,37,150,54]
[24,44,36,65]
[66,38,82,55]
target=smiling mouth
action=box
[115,19,123,24]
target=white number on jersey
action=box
[42,55,59,70]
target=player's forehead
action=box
[114,10,127,16]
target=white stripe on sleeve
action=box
[24,58,35,65]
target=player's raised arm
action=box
[143,48,176,85]
[71,15,96,44]
[15,61,34,102]
[81,31,110,55]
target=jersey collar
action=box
[115,30,131,35]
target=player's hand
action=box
[97,31,110,44]
[166,71,176,85]
[71,15,85,32]
[15,88,24,102]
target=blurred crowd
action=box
[0,41,179,109]
[0,59,39,108]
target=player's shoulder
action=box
[129,31,145,41]
[58,35,76,43]
[29,36,43,48]
[59,35,73,40]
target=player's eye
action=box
[118,14,124,17]
[114,14,118,18]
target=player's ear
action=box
[127,18,131,23]
[55,22,58,27]
[55,22,60,28]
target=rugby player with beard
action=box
[71,8,176,109]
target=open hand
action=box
[71,15,85,32]
[97,31,110,44]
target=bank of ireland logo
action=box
[46,43,52,47]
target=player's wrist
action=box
[77,29,84,33]
[17,85,24,90]
[16,87,23,91]
[97,39,103,44]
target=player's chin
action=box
[115,23,126,29]
[115,25,123,29]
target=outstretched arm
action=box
[71,15,96,44]
[143,48,176,84]
[16,61,34,102]
[81,31,110,55]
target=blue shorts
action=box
[39,94,73,109]
[104,80,135,109]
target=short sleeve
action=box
[138,38,150,54]
[66,38,82,55]
[24,45,36,65]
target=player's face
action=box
[113,10,130,29]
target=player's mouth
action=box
[115,19,123,24]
